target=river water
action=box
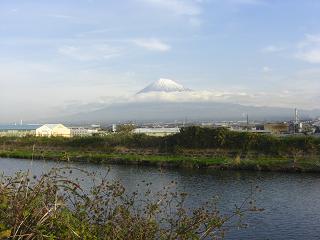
[1,157,320,239]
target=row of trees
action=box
[164,126,320,155]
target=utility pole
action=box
[293,108,299,134]
[246,113,249,131]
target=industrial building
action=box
[263,123,290,135]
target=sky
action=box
[1,0,320,122]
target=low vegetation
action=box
[0,167,261,239]
[1,126,320,171]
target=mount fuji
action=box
[55,78,320,124]
[137,78,191,94]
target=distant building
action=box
[70,127,98,137]
[0,124,40,137]
[288,122,300,134]
[133,127,180,137]
[264,123,289,134]
[36,124,71,137]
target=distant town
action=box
[1,108,319,138]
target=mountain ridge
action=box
[58,101,320,124]
[49,78,320,124]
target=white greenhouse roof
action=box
[133,128,180,134]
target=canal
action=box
[1,157,320,239]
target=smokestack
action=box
[294,108,299,124]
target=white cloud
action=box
[139,0,204,27]
[10,8,19,13]
[47,14,74,19]
[121,89,316,109]
[261,45,284,53]
[133,38,171,52]
[140,0,201,16]
[297,49,320,63]
[304,34,320,43]
[130,90,253,103]
[189,17,202,27]
[76,28,115,37]
[262,66,272,72]
[296,34,320,64]
[58,44,121,61]
[224,0,265,5]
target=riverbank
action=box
[1,126,320,172]
[1,148,320,172]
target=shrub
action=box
[0,168,261,239]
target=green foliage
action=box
[68,136,106,147]
[0,168,260,239]
[168,127,320,156]
[1,126,320,157]
[116,124,136,133]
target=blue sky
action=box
[1,0,320,122]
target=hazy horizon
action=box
[1,0,320,123]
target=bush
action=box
[0,168,261,239]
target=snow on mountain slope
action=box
[137,78,191,94]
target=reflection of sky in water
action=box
[1,157,320,240]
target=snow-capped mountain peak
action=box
[137,78,191,94]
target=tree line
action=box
[1,126,319,156]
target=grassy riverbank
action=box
[1,126,320,172]
[1,148,320,172]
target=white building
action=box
[133,127,180,137]
[70,127,98,137]
[36,124,71,137]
